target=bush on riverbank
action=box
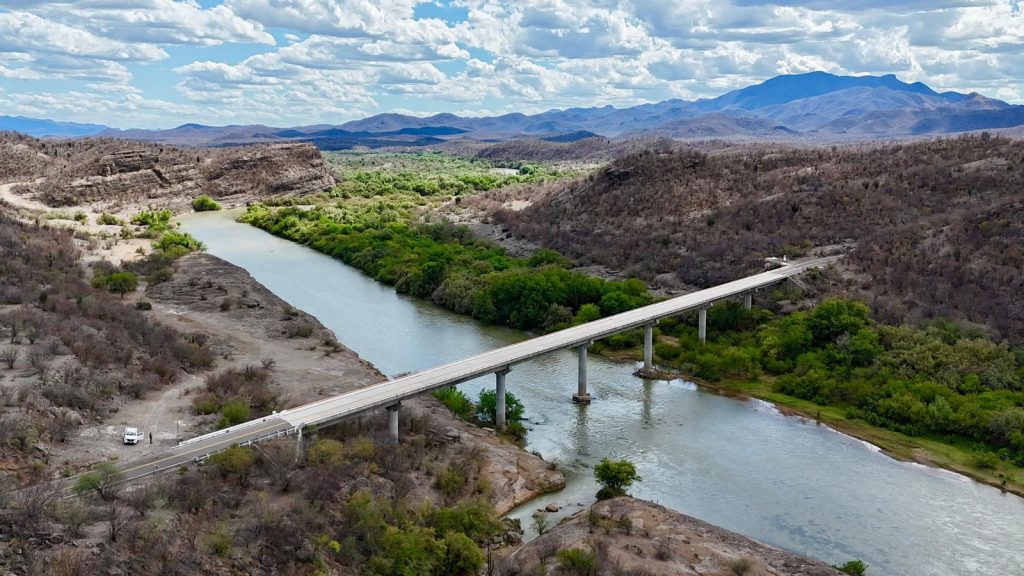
[192,195,222,212]
[240,204,650,331]
[652,299,1024,466]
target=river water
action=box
[181,212,1024,576]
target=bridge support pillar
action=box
[698,307,708,344]
[496,368,510,431]
[386,402,401,442]
[744,293,752,311]
[573,344,592,403]
[643,323,654,370]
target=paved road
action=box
[114,255,838,481]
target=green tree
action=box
[476,389,524,424]
[593,458,641,499]
[106,271,138,298]
[439,532,484,576]
[74,462,124,500]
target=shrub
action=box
[436,464,467,501]
[97,213,123,225]
[834,560,868,576]
[556,548,597,576]
[593,458,641,499]
[106,271,137,298]
[439,531,484,576]
[73,211,88,223]
[433,387,474,420]
[154,231,204,253]
[192,195,222,212]
[307,438,346,467]
[208,445,255,482]
[134,300,152,310]
[131,209,172,229]
[217,401,251,429]
[971,451,1000,470]
[729,558,754,575]
[285,321,314,338]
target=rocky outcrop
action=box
[503,498,844,576]
[1,135,336,208]
[202,143,336,198]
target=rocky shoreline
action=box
[506,497,844,576]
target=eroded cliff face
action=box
[0,134,336,209]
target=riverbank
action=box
[607,346,1024,498]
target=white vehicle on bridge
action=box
[122,427,143,445]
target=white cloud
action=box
[2,0,1024,126]
[0,11,167,61]
[6,1,274,46]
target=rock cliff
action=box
[0,133,336,209]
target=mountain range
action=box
[3,72,1023,146]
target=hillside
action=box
[0,132,336,209]
[472,135,1024,341]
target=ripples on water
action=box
[182,212,1024,576]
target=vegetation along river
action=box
[181,211,1024,576]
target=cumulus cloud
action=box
[1,0,1023,126]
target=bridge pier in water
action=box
[495,368,510,430]
[643,323,654,370]
[698,307,708,344]
[573,343,592,403]
[386,402,401,441]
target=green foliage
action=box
[239,203,650,331]
[475,389,525,424]
[556,548,598,576]
[192,194,222,212]
[73,462,124,500]
[593,458,641,499]
[834,559,868,576]
[97,213,123,225]
[73,211,88,223]
[217,401,251,429]
[208,445,255,479]
[105,271,137,298]
[432,387,474,420]
[439,532,484,576]
[648,298,1024,464]
[154,230,205,253]
[367,525,443,576]
[325,151,570,200]
[307,438,346,467]
[428,499,503,543]
[131,209,172,229]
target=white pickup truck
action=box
[122,427,143,445]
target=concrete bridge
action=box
[114,256,838,482]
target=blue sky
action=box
[0,0,1022,128]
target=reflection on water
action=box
[182,211,1024,576]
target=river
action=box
[181,211,1024,576]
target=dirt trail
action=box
[0,181,49,211]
